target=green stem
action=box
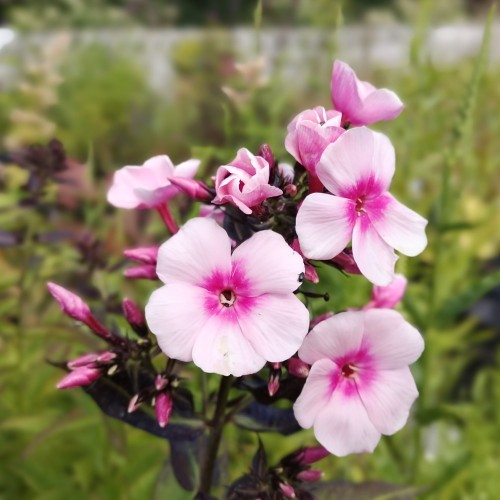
[199,375,233,496]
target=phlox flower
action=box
[107,155,200,209]
[296,126,427,285]
[213,148,283,215]
[285,106,344,176]
[293,309,424,457]
[331,60,404,126]
[145,217,309,376]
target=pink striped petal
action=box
[298,311,365,365]
[192,311,266,376]
[367,193,428,257]
[231,230,305,295]
[156,218,232,285]
[237,293,310,362]
[316,127,395,199]
[313,389,381,456]
[352,216,398,286]
[296,193,354,260]
[145,283,209,362]
[360,309,424,370]
[358,88,404,125]
[357,366,418,435]
[293,358,339,429]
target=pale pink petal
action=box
[192,311,266,376]
[360,309,424,370]
[352,216,398,286]
[145,283,209,362]
[156,218,232,285]
[331,60,362,119]
[357,366,418,435]
[298,311,365,365]
[107,168,146,208]
[358,88,404,125]
[366,274,407,309]
[236,293,309,362]
[293,358,339,429]
[313,389,381,456]
[143,155,175,180]
[231,230,305,295]
[296,193,354,260]
[174,159,201,179]
[316,127,395,199]
[367,193,428,257]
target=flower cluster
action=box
[48,59,427,491]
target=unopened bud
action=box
[287,357,310,378]
[294,446,330,465]
[283,184,298,197]
[124,264,158,280]
[67,352,99,369]
[96,351,117,364]
[47,282,91,323]
[56,367,101,389]
[332,251,361,275]
[278,482,296,498]
[296,469,323,482]
[122,298,148,337]
[155,392,173,428]
[155,374,168,391]
[168,177,212,201]
[128,393,142,413]
[258,144,275,170]
[366,274,407,310]
[123,246,158,265]
[268,365,281,397]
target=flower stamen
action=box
[219,289,236,307]
[341,363,358,379]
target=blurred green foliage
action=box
[1,4,500,499]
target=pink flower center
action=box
[355,197,366,216]
[341,363,358,379]
[219,289,236,307]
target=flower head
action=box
[285,106,344,175]
[331,60,404,126]
[107,155,200,209]
[296,126,427,285]
[145,218,309,376]
[213,148,283,215]
[293,309,424,456]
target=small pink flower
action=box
[296,127,427,285]
[285,106,344,175]
[365,274,407,310]
[145,218,309,376]
[293,309,424,457]
[213,148,283,215]
[107,155,200,209]
[331,60,404,126]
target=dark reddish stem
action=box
[156,203,179,234]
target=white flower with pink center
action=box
[293,309,424,457]
[331,60,404,126]
[145,218,310,376]
[296,126,427,286]
[107,155,200,210]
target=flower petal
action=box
[358,88,404,125]
[145,283,209,362]
[352,216,398,286]
[156,218,232,285]
[293,358,339,429]
[357,366,418,435]
[174,159,201,179]
[360,308,424,370]
[298,311,365,365]
[296,193,354,260]
[231,230,305,295]
[331,60,362,119]
[192,310,266,376]
[313,388,381,456]
[316,127,395,199]
[236,293,310,362]
[367,193,428,257]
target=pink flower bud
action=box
[310,312,334,330]
[283,184,298,197]
[47,282,91,323]
[258,144,275,170]
[296,469,323,482]
[331,251,361,275]
[122,298,148,336]
[155,392,173,428]
[365,274,407,310]
[168,177,212,201]
[279,482,296,498]
[290,239,319,284]
[287,357,310,378]
[155,374,168,391]
[123,246,158,265]
[124,264,158,280]
[67,353,99,369]
[96,351,117,364]
[294,446,330,465]
[56,367,101,389]
[267,370,280,397]
[128,394,142,413]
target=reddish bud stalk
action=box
[156,203,178,234]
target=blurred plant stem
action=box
[199,375,234,496]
